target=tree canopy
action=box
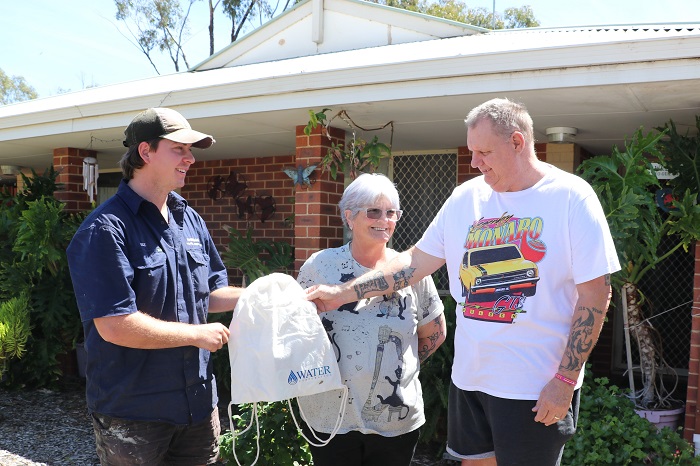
[379,0,540,29]
[0,69,38,105]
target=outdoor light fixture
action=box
[545,127,578,143]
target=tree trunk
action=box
[623,281,658,407]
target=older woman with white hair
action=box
[297,173,447,466]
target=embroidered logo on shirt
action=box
[186,237,202,248]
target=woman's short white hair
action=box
[338,173,400,230]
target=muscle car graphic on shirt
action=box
[460,243,539,303]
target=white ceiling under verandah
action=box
[0,0,699,175]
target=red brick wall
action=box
[684,241,700,441]
[294,124,346,272]
[179,124,349,283]
[53,148,97,212]
[180,155,296,285]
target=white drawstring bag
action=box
[227,273,348,466]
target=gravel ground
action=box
[0,377,453,465]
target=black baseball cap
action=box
[123,107,215,149]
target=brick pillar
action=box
[684,241,700,441]
[53,148,97,212]
[294,125,346,272]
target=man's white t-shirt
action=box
[416,164,620,399]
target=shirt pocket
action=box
[186,248,210,298]
[132,252,168,292]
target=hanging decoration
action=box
[207,171,276,223]
[82,157,99,203]
[207,171,248,201]
[255,195,276,223]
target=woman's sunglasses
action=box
[363,208,402,221]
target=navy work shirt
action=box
[67,180,229,425]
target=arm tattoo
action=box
[392,267,416,291]
[353,271,389,299]
[418,317,444,363]
[561,306,603,372]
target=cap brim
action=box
[162,129,215,149]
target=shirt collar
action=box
[116,179,188,215]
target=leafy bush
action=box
[0,294,31,376]
[0,168,86,387]
[219,401,312,465]
[562,375,699,465]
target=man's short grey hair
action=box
[339,173,400,230]
[465,98,535,149]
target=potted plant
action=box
[579,125,700,423]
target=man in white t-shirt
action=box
[306,98,620,466]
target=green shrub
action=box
[0,168,86,387]
[0,294,31,376]
[219,401,312,465]
[563,375,699,465]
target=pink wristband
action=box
[555,373,576,386]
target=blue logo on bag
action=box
[288,366,331,385]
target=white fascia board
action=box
[2,30,700,137]
[155,58,700,119]
[175,34,700,105]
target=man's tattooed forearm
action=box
[354,271,389,299]
[392,267,416,291]
[561,306,602,371]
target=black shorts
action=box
[307,429,420,466]
[447,381,579,466]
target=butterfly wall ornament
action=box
[255,196,276,223]
[207,171,248,201]
[283,164,317,188]
[235,195,255,219]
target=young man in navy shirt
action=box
[68,107,242,465]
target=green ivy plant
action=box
[304,109,392,180]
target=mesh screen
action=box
[616,233,695,376]
[391,152,457,293]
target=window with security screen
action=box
[391,152,457,294]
